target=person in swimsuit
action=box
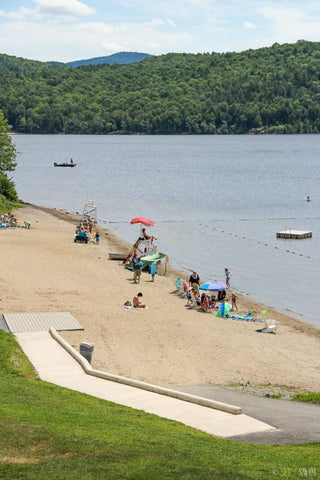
[133,292,147,308]
[231,292,238,311]
[140,228,157,242]
[224,268,232,287]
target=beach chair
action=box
[174,278,185,296]
[74,231,88,243]
[185,288,194,307]
[200,294,216,312]
[182,279,189,295]
[262,319,278,333]
[185,289,192,306]
[186,290,201,309]
[255,319,278,333]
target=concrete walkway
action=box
[15,331,275,439]
[179,384,320,444]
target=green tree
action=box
[0,110,17,173]
[0,173,18,201]
[2,41,320,134]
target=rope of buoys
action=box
[212,226,314,260]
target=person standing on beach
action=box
[132,254,143,284]
[231,292,238,311]
[189,271,200,288]
[224,268,232,287]
[149,262,157,282]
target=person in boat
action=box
[140,227,157,243]
[133,292,147,308]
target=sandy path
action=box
[1,205,320,392]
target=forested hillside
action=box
[1,40,320,134]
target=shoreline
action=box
[2,203,320,393]
[32,203,319,334]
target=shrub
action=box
[0,173,18,202]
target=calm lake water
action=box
[11,134,320,326]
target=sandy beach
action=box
[1,205,320,393]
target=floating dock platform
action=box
[276,230,312,239]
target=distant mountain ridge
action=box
[64,52,153,68]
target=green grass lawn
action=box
[0,330,319,480]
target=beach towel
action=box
[226,314,263,323]
[122,301,149,310]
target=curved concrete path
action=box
[178,385,320,444]
[15,331,274,439]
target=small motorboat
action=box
[54,158,76,167]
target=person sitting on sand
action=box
[133,292,147,308]
[217,290,226,301]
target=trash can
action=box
[79,342,94,364]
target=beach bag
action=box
[123,300,132,307]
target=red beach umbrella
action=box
[130,217,155,227]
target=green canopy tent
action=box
[216,302,232,317]
[140,252,166,265]
[126,252,168,274]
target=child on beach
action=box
[231,292,238,311]
[94,232,100,244]
[149,262,157,282]
[133,292,147,308]
[224,268,232,287]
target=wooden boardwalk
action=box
[2,312,83,333]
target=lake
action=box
[11,134,320,326]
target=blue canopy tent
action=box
[216,302,232,317]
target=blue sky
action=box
[0,0,320,62]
